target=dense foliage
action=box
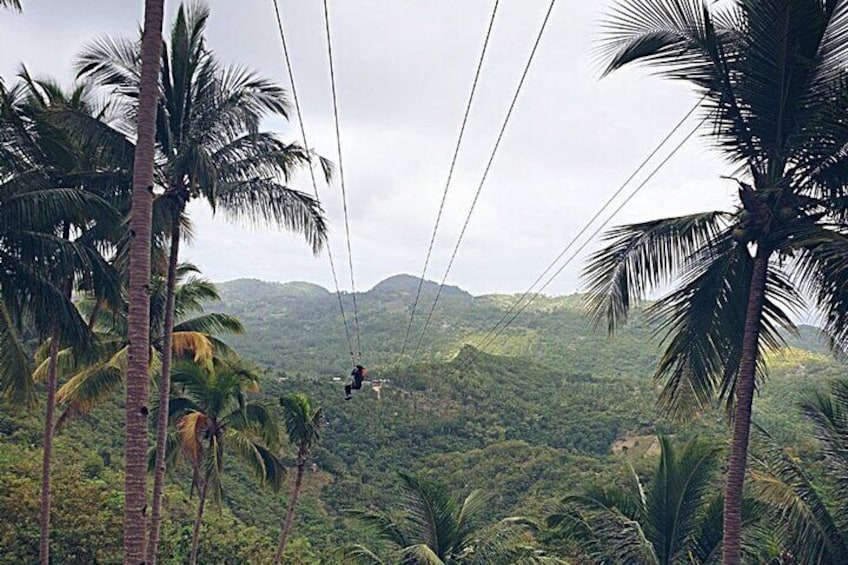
[592,0,848,561]
[3,276,843,562]
[6,1,848,563]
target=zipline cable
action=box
[271,0,356,364]
[322,0,363,362]
[451,97,705,370]
[399,0,502,360]
[450,113,709,378]
[412,0,558,359]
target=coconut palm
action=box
[1,72,126,565]
[0,76,123,409]
[587,1,848,561]
[751,380,848,563]
[163,355,284,565]
[53,263,243,426]
[344,473,554,564]
[0,0,21,11]
[76,5,329,557]
[548,436,738,564]
[274,393,323,564]
[120,0,165,559]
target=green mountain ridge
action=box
[369,273,471,298]
[205,276,846,539]
[219,278,331,300]
[212,275,656,376]
[3,275,845,562]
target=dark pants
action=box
[345,374,364,396]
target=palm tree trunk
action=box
[40,226,72,565]
[722,251,770,565]
[146,217,181,564]
[38,323,61,565]
[274,461,306,564]
[189,477,209,565]
[124,0,165,563]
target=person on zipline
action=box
[345,364,367,400]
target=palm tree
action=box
[344,473,553,564]
[0,77,122,408]
[548,436,736,564]
[0,0,21,11]
[751,380,848,563]
[274,393,323,564]
[163,355,284,565]
[587,2,848,561]
[53,263,243,427]
[76,5,329,558]
[121,0,165,560]
[1,72,125,565]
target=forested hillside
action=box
[213,274,661,377]
[2,275,844,562]
[205,277,848,556]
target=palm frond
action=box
[399,472,459,557]
[600,0,729,79]
[399,544,445,565]
[75,35,141,91]
[54,346,126,428]
[583,211,731,334]
[214,63,291,124]
[790,225,848,354]
[163,395,199,421]
[567,496,658,563]
[462,517,550,565]
[645,435,720,563]
[338,544,386,565]
[173,313,243,336]
[648,233,800,417]
[554,435,728,563]
[455,488,488,551]
[170,361,218,410]
[173,275,221,316]
[0,235,120,351]
[602,0,767,160]
[72,3,330,265]
[315,151,334,184]
[212,133,310,183]
[170,331,214,364]
[0,299,34,407]
[44,104,135,178]
[32,344,76,383]
[751,443,848,564]
[801,381,848,493]
[0,186,116,237]
[225,427,285,492]
[215,179,327,254]
[148,427,183,475]
[601,0,848,165]
[203,430,226,505]
[345,509,410,550]
[0,0,22,12]
[178,411,208,471]
[730,0,848,164]
[279,393,322,452]
[228,401,281,450]
[687,495,725,564]
[205,335,237,358]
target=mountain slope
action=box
[213,276,661,378]
[3,275,844,562]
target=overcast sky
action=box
[0,0,738,296]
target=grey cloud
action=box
[2,0,735,297]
